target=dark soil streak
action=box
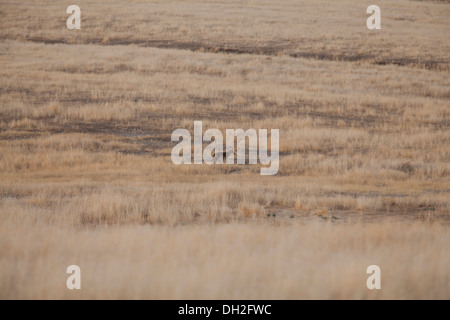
[6,36,448,71]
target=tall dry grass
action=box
[0,0,449,299]
[1,221,449,300]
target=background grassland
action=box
[0,0,449,299]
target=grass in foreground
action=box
[0,0,449,299]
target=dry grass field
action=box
[0,0,449,299]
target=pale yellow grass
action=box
[1,0,449,70]
[0,0,449,299]
[0,42,448,224]
[1,221,449,300]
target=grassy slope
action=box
[0,0,449,299]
